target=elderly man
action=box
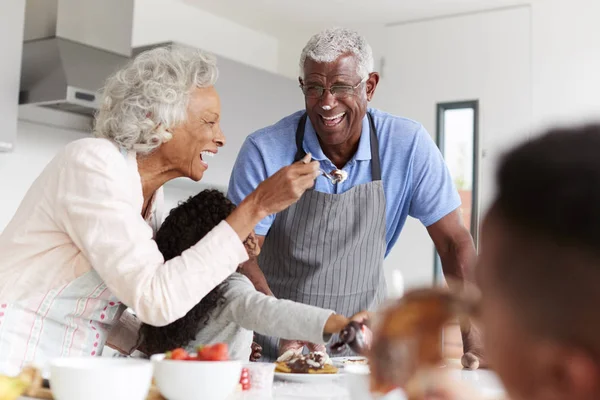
[228,27,482,367]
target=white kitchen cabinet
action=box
[0,0,26,152]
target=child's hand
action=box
[249,336,262,362]
[243,230,261,258]
[350,310,372,325]
[330,318,373,356]
[324,314,351,334]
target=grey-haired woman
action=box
[0,45,319,375]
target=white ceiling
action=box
[184,0,529,35]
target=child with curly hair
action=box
[136,189,368,361]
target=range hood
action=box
[19,0,134,117]
[20,38,131,116]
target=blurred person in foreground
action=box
[414,123,600,400]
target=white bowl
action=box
[345,369,374,400]
[344,369,407,400]
[151,354,242,400]
[50,357,153,400]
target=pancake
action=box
[274,351,339,374]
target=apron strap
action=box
[293,112,382,181]
[293,113,308,162]
[367,113,381,181]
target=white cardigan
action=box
[0,137,247,326]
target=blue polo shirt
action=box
[227,108,461,257]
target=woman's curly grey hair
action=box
[94,45,218,154]
[299,27,374,80]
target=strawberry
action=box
[210,343,229,360]
[196,343,229,361]
[166,348,189,360]
[239,367,251,391]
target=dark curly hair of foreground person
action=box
[138,189,240,355]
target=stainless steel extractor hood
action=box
[20,38,131,116]
[19,0,134,117]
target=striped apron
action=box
[255,113,387,361]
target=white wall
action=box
[276,24,389,81]
[0,117,222,232]
[0,120,88,230]
[133,0,279,73]
[0,0,26,152]
[378,6,533,289]
[376,0,600,289]
[530,0,600,131]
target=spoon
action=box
[320,168,339,184]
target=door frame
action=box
[434,100,480,283]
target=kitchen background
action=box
[1,0,599,306]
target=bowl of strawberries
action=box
[151,343,242,400]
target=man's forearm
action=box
[442,235,485,365]
[240,257,273,296]
[441,239,483,363]
[435,225,480,342]
[428,211,484,366]
[439,231,477,287]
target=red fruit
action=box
[197,343,229,361]
[166,348,189,360]
[239,368,251,391]
[210,343,229,360]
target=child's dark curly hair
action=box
[138,189,237,355]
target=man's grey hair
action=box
[299,27,374,80]
[94,45,218,154]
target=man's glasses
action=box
[299,76,368,99]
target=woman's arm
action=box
[225,153,320,241]
[56,143,248,327]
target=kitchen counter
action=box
[262,360,505,400]
[19,360,505,400]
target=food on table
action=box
[275,352,338,374]
[330,321,372,355]
[368,288,477,398]
[0,366,55,400]
[276,349,331,364]
[196,343,229,361]
[275,349,298,363]
[340,357,369,365]
[0,370,32,400]
[0,366,165,400]
[164,344,252,395]
[165,348,192,360]
[164,343,229,361]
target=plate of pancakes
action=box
[274,351,341,382]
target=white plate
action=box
[331,356,368,367]
[274,371,342,383]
